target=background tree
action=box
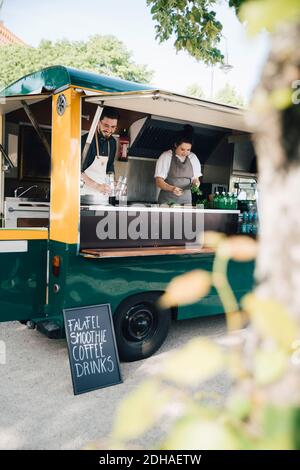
[147,0,224,65]
[185,82,245,107]
[0,35,153,88]
[184,82,205,98]
[214,82,244,106]
[146,0,248,65]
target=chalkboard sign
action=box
[63,304,122,395]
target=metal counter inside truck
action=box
[0,66,255,361]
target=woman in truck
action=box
[154,125,202,205]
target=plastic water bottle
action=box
[247,210,253,234]
[242,211,248,233]
[238,212,243,233]
[252,212,258,235]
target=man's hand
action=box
[191,178,200,187]
[81,173,111,194]
[97,183,111,194]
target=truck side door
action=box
[0,230,48,322]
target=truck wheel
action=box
[113,292,171,362]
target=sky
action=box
[1,0,270,102]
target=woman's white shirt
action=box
[154,150,202,179]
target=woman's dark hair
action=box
[174,124,194,147]
[100,106,120,121]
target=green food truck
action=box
[0,66,255,361]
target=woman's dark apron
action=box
[158,151,193,204]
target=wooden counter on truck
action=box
[81,245,215,258]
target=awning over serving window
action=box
[85,90,252,132]
[0,93,51,114]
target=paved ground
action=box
[0,315,229,450]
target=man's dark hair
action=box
[100,106,120,121]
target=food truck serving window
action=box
[85,91,252,133]
[0,94,51,115]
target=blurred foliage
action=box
[185,82,245,107]
[111,379,172,442]
[214,83,245,107]
[229,0,249,14]
[0,35,153,89]
[242,294,298,349]
[105,234,300,450]
[269,88,294,111]
[160,269,211,308]
[184,83,205,98]
[240,0,300,35]
[159,337,224,386]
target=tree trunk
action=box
[252,22,300,325]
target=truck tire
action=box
[113,292,171,362]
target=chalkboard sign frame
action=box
[63,303,122,395]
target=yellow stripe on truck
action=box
[0,229,48,240]
[50,88,81,244]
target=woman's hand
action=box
[172,186,183,196]
[156,177,183,196]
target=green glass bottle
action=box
[226,193,232,210]
[229,192,235,210]
[220,192,227,209]
[213,191,220,209]
[233,193,238,210]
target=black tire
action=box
[113,292,171,362]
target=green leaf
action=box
[160,338,224,386]
[259,406,296,450]
[226,393,252,421]
[162,415,241,450]
[159,269,212,308]
[253,348,288,385]
[242,294,298,350]
[240,0,300,35]
[111,379,171,441]
[269,88,293,110]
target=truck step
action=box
[36,320,65,339]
